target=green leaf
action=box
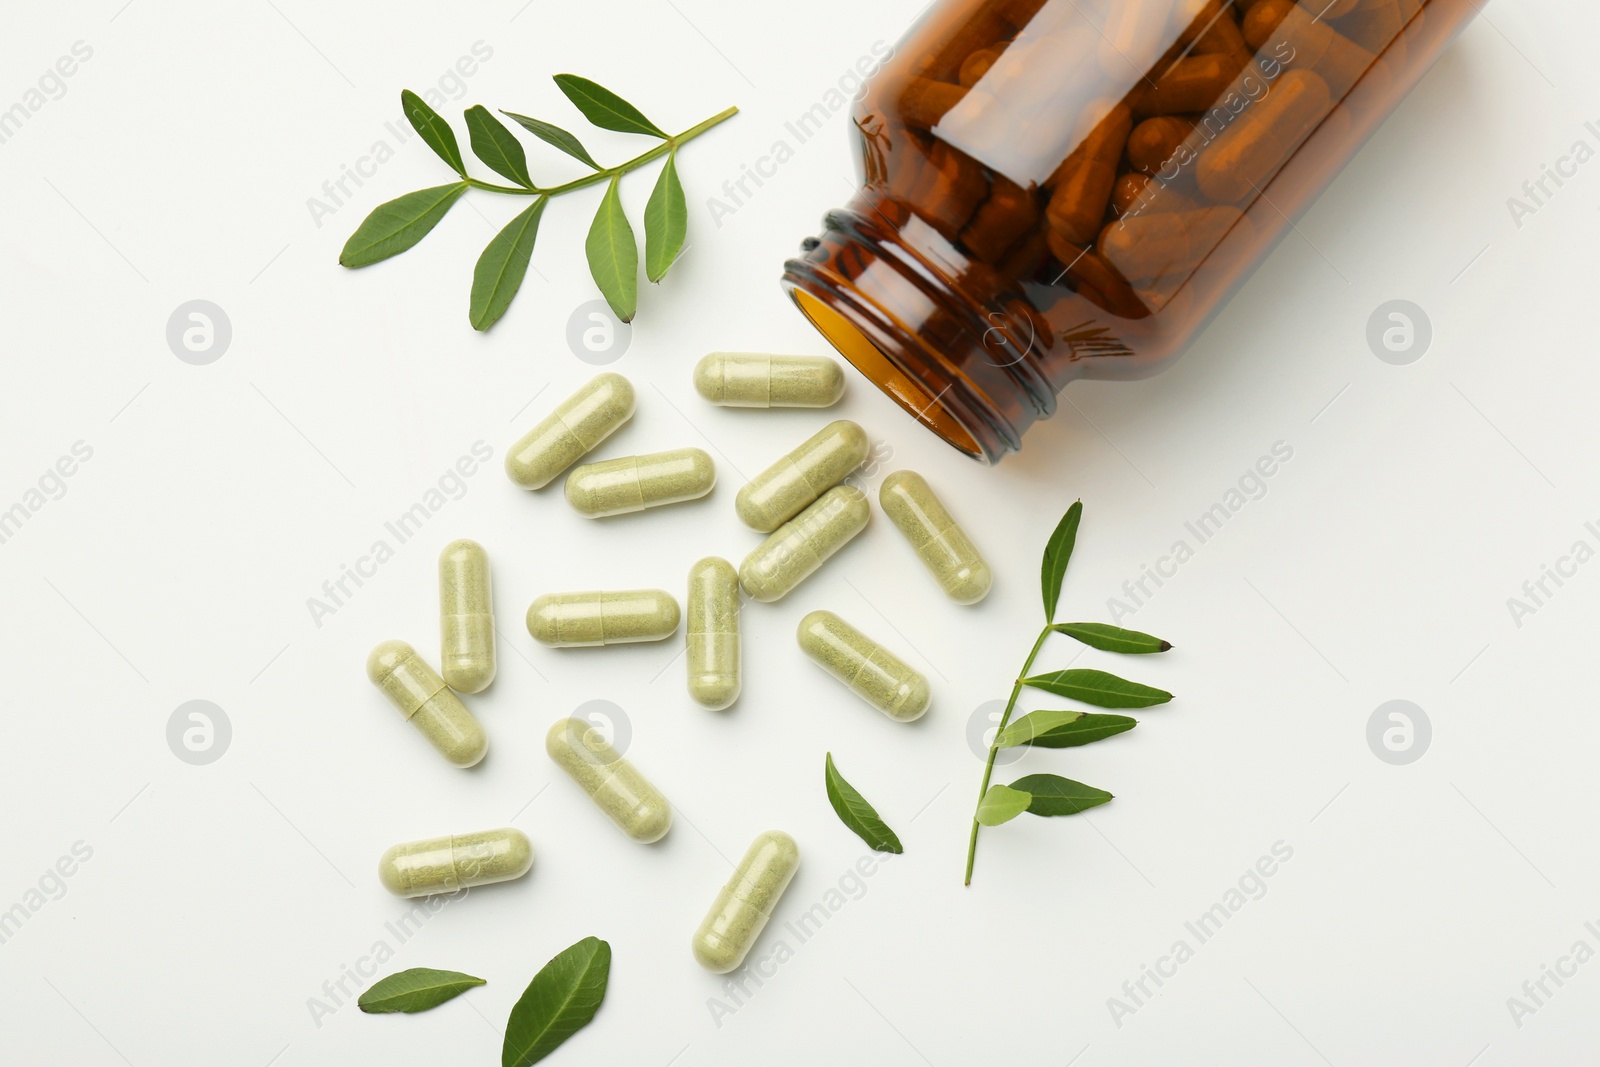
[503,937,611,1067]
[1022,668,1172,709]
[340,182,469,268]
[358,967,484,1014]
[1053,622,1172,654]
[465,105,535,188]
[824,753,903,854]
[643,148,687,283]
[401,90,466,176]
[500,111,601,170]
[585,173,638,322]
[1009,773,1114,816]
[470,197,547,331]
[1040,501,1083,622]
[976,784,1033,826]
[553,74,667,138]
[998,711,1138,749]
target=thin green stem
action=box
[461,105,739,198]
[965,625,1052,885]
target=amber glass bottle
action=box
[782,0,1477,462]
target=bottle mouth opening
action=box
[787,288,986,461]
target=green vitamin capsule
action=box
[377,828,533,898]
[526,589,681,646]
[439,539,496,693]
[693,353,846,408]
[505,372,635,490]
[692,830,800,973]
[686,557,740,709]
[367,640,488,767]
[796,609,931,721]
[545,717,672,843]
[565,447,716,518]
[878,471,993,605]
[739,485,869,603]
[734,419,869,532]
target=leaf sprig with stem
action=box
[339,75,738,331]
[964,501,1176,885]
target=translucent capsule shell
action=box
[545,717,672,843]
[439,539,496,693]
[505,373,635,490]
[686,557,740,709]
[366,640,488,766]
[564,448,715,518]
[878,471,992,604]
[693,353,846,408]
[692,831,800,972]
[526,589,681,646]
[739,486,869,603]
[734,419,870,532]
[796,610,931,721]
[377,828,533,898]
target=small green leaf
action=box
[994,710,1083,747]
[358,967,484,1014]
[1022,668,1172,709]
[1000,711,1138,748]
[465,105,535,188]
[401,90,466,177]
[470,197,547,331]
[1053,622,1172,654]
[340,182,468,268]
[500,111,601,170]
[503,937,611,1067]
[643,149,687,283]
[585,173,638,322]
[1009,773,1113,816]
[824,753,903,854]
[553,74,667,137]
[1040,501,1083,622]
[976,784,1033,826]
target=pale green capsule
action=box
[545,717,672,843]
[505,373,635,490]
[565,448,715,518]
[439,539,495,693]
[734,419,869,532]
[686,557,740,709]
[693,353,845,408]
[377,828,533,898]
[739,486,869,603]
[878,471,992,604]
[796,610,931,721]
[692,831,800,973]
[526,589,680,646]
[367,640,488,767]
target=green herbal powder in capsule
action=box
[367,640,488,767]
[878,471,992,604]
[439,539,496,693]
[505,372,635,490]
[692,830,800,972]
[739,485,869,603]
[686,557,740,709]
[796,609,931,721]
[545,717,672,843]
[734,419,869,532]
[693,353,845,408]
[565,447,715,518]
[377,828,533,898]
[526,589,681,646]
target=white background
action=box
[0,1,1594,1064]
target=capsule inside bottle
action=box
[545,717,672,843]
[377,827,533,897]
